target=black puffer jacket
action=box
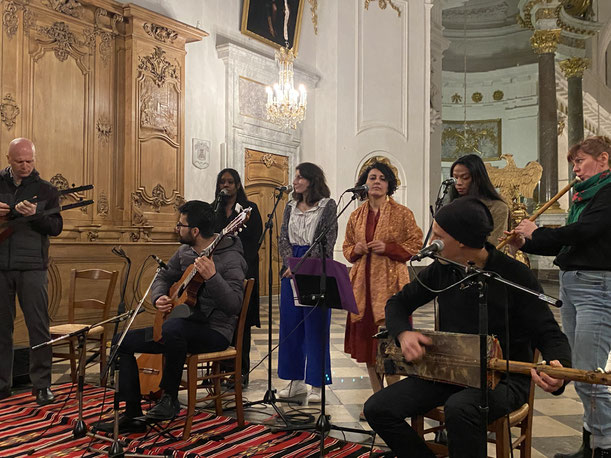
[0,167,63,271]
[150,235,248,343]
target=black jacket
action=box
[522,182,611,271]
[0,167,63,271]
[150,235,247,343]
[215,201,262,327]
[386,244,571,397]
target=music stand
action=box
[281,246,375,455]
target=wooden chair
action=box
[50,268,118,384]
[411,349,540,458]
[179,278,255,440]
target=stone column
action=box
[531,29,561,204]
[559,57,589,149]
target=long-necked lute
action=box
[152,207,251,342]
[377,329,611,389]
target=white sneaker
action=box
[307,386,321,403]
[278,380,308,398]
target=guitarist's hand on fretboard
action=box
[194,256,216,280]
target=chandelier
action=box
[266,46,307,129]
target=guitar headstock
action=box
[223,207,252,237]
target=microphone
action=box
[442,177,457,186]
[213,189,229,212]
[274,185,293,193]
[152,255,168,270]
[411,239,444,262]
[345,184,369,193]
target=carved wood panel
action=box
[0,0,207,347]
[244,149,290,296]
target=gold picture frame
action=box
[241,0,306,54]
[441,119,502,161]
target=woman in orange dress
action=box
[343,162,423,398]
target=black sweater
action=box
[522,182,611,271]
[0,168,63,270]
[386,244,571,395]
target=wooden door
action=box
[243,149,290,296]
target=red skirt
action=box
[344,294,379,365]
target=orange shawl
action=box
[343,198,423,324]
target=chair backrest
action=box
[67,268,119,322]
[233,278,255,354]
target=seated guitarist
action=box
[97,200,246,434]
[364,196,572,458]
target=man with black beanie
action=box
[364,196,571,458]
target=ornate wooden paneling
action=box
[0,0,207,346]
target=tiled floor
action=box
[40,280,582,457]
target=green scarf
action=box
[567,169,611,224]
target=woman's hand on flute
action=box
[515,219,538,239]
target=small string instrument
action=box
[152,207,252,342]
[0,184,94,243]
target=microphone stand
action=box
[423,181,453,246]
[240,187,296,424]
[281,191,376,455]
[425,252,561,457]
[28,312,134,455]
[90,265,167,458]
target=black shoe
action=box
[555,428,591,458]
[33,387,55,406]
[594,448,611,458]
[144,394,180,421]
[93,415,147,434]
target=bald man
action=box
[0,138,62,405]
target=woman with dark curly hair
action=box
[214,168,263,386]
[449,154,509,244]
[343,162,423,406]
[277,162,337,403]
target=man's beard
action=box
[179,233,195,246]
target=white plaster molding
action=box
[216,39,320,178]
[356,0,409,138]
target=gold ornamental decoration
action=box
[451,93,462,104]
[307,0,318,34]
[559,57,590,79]
[561,0,591,18]
[0,93,20,130]
[493,90,504,101]
[364,0,401,17]
[471,92,483,103]
[530,29,561,54]
[485,154,542,204]
[97,191,109,218]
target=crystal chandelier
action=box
[265,0,307,130]
[266,46,307,130]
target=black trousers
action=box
[364,376,527,458]
[116,318,228,402]
[0,270,52,392]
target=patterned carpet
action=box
[6,280,583,457]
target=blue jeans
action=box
[560,270,611,449]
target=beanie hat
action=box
[435,196,494,248]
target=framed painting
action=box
[241,0,306,54]
[441,119,502,161]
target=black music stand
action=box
[280,243,375,455]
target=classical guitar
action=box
[152,207,252,342]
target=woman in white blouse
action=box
[277,162,338,403]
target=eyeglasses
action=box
[175,222,193,228]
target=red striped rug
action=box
[0,384,378,457]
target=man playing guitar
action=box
[97,200,247,434]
